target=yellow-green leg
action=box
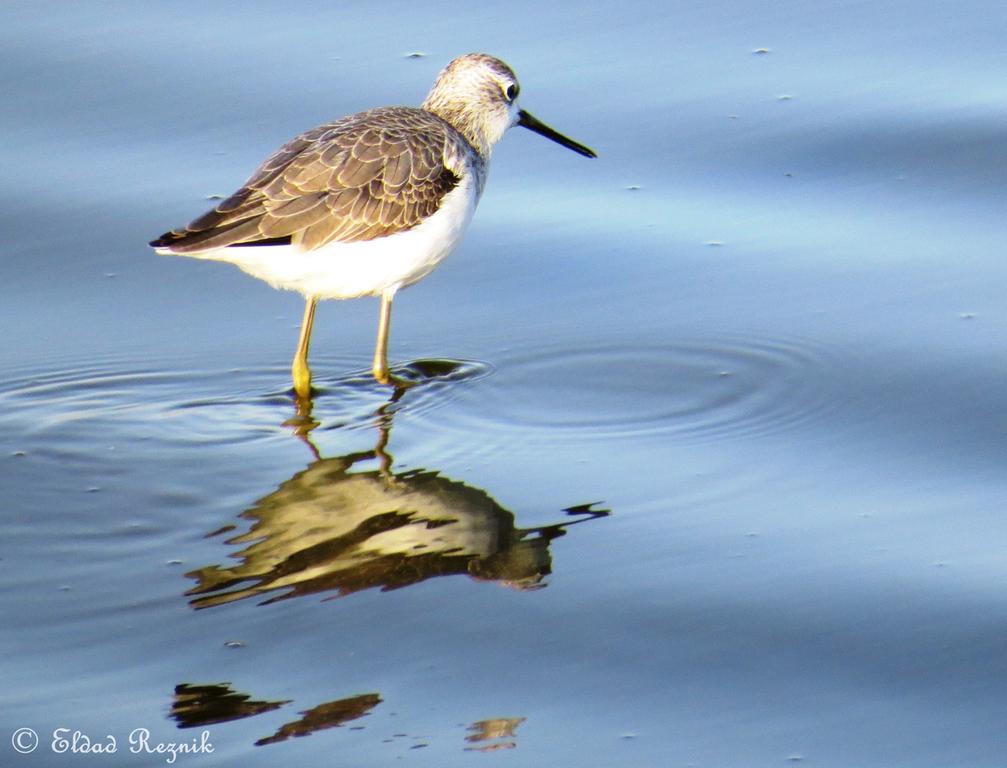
[372,291,394,385]
[292,297,317,400]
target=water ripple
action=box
[0,336,846,452]
[424,335,852,445]
[0,356,492,450]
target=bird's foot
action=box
[373,365,419,395]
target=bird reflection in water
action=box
[170,682,381,747]
[254,693,383,747]
[464,716,526,752]
[186,374,609,609]
[171,683,290,729]
[169,681,530,753]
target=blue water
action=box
[3,1,1007,765]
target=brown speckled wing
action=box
[150,107,464,253]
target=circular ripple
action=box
[0,364,286,449]
[430,335,851,444]
[0,355,493,450]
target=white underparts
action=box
[156,173,481,300]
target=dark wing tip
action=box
[149,228,293,251]
[149,231,182,249]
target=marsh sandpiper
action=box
[151,53,596,400]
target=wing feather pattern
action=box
[150,108,465,253]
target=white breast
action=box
[161,172,482,300]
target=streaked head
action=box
[422,53,596,160]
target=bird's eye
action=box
[504,83,519,102]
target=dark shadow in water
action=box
[171,683,290,728]
[186,366,609,609]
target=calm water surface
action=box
[3,1,1007,766]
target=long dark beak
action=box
[517,109,597,158]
